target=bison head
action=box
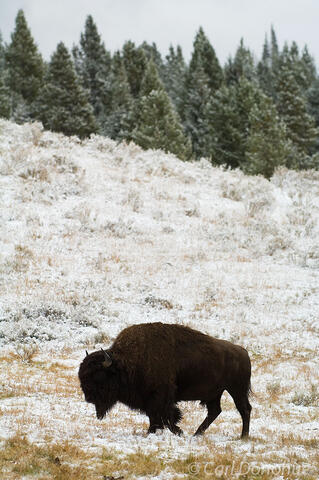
[78,349,119,420]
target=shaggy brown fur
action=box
[78,322,252,437]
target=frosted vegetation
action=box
[2,11,319,178]
[0,120,319,478]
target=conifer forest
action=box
[1,9,319,177]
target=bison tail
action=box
[247,381,254,399]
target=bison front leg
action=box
[147,408,183,435]
[146,391,183,435]
[167,405,183,435]
[147,417,164,434]
[146,396,165,434]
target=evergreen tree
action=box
[276,57,318,166]
[205,83,241,166]
[190,27,223,93]
[0,72,10,119]
[132,60,192,160]
[182,62,212,158]
[122,41,147,97]
[277,42,316,93]
[181,28,222,158]
[301,46,317,88]
[5,9,44,120]
[244,95,293,178]
[307,77,319,153]
[100,51,134,140]
[225,39,256,85]
[38,42,97,138]
[257,26,281,100]
[207,78,273,168]
[140,41,164,79]
[257,35,272,94]
[0,32,10,118]
[0,32,6,71]
[72,15,111,122]
[270,26,280,73]
[163,45,187,116]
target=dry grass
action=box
[0,434,96,480]
[2,351,318,479]
[1,433,317,480]
[1,121,319,479]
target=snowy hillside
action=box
[0,120,319,479]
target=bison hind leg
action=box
[227,383,252,439]
[231,393,252,438]
[194,394,223,436]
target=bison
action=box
[78,322,252,437]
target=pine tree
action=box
[306,77,319,153]
[0,32,10,119]
[38,42,97,138]
[190,27,223,93]
[301,46,317,88]
[122,41,147,97]
[72,15,111,122]
[100,51,134,140]
[182,62,212,158]
[244,95,293,178]
[270,26,280,73]
[257,27,281,101]
[205,83,242,167]
[207,78,272,169]
[132,60,192,160]
[0,72,10,119]
[140,41,164,79]
[224,39,256,85]
[163,45,187,116]
[276,57,318,166]
[276,42,316,94]
[181,28,222,158]
[257,35,271,91]
[5,10,44,120]
[0,32,6,71]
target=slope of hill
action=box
[0,120,318,479]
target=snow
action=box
[0,119,318,475]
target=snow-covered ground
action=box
[0,120,318,478]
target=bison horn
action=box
[86,350,89,356]
[101,348,112,368]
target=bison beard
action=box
[78,322,252,438]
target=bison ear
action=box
[101,348,112,368]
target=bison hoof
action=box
[148,425,163,434]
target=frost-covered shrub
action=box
[14,342,38,363]
[10,245,34,272]
[220,178,243,201]
[185,204,200,217]
[105,218,135,238]
[266,381,281,396]
[123,188,143,213]
[291,385,319,406]
[144,295,174,310]
[24,122,44,146]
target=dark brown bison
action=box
[78,322,252,437]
